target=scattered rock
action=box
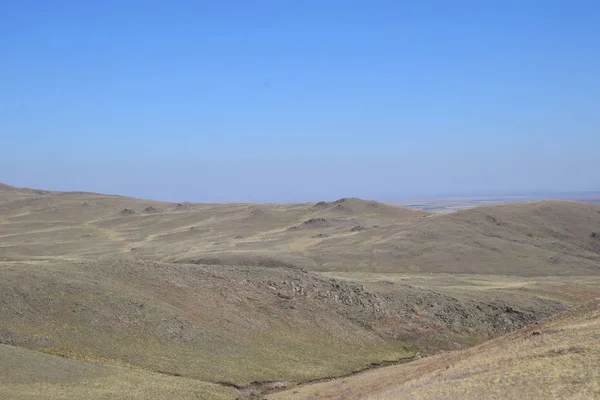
[142,206,163,214]
[485,214,502,226]
[119,208,136,216]
[311,201,329,209]
[303,218,330,228]
[0,330,53,348]
[548,254,562,264]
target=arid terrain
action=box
[2,183,600,276]
[270,298,600,400]
[1,183,599,399]
[399,192,600,213]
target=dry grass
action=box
[0,259,414,387]
[1,258,593,397]
[1,185,599,276]
[269,299,600,400]
[0,344,236,400]
[2,184,600,398]
[323,272,600,304]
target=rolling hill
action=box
[1,184,600,398]
[1,184,599,276]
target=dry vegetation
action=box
[1,183,600,398]
[0,344,237,400]
[270,299,600,400]
[2,184,599,276]
[0,259,414,386]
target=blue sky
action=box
[1,0,599,202]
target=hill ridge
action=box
[1,185,599,276]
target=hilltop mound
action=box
[0,186,599,276]
[175,202,194,210]
[312,197,424,217]
[0,183,50,207]
[119,208,136,215]
[0,183,45,194]
[246,205,271,218]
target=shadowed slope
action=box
[0,259,568,388]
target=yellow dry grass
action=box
[0,344,236,400]
[2,184,600,398]
[2,185,599,276]
[270,299,600,399]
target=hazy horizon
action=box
[2,1,599,202]
[3,179,600,206]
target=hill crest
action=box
[1,186,599,276]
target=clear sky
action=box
[1,1,599,202]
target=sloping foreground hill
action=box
[0,344,236,400]
[1,184,600,276]
[0,259,568,392]
[270,298,600,400]
[0,260,408,387]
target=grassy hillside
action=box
[1,185,599,276]
[270,298,600,399]
[0,344,236,400]
[0,259,411,386]
[2,184,600,398]
[2,258,589,394]
[310,201,600,275]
